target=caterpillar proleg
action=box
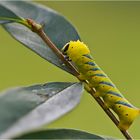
[62,40,140,130]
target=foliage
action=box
[0,1,119,139]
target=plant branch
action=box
[26,19,133,140]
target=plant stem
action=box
[26,19,133,140]
[89,88,132,140]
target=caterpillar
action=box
[62,40,140,130]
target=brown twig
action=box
[89,88,132,140]
[26,19,133,140]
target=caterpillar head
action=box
[62,40,90,62]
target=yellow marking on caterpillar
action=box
[62,40,140,130]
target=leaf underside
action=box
[0,82,83,138]
[0,1,80,74]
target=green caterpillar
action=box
[62,40,140,130]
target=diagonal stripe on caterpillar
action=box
[62,40,140,131]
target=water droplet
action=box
[52,91,56,94]
[41,88,45,91]
[32,89,37,93]
[55,90,59,93]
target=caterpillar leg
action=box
[81,78,98,95]
[94,91,101,97]
[92,91,109,109]
[64,55,72,61]
[77,73,86,81]
[83,82,92,93]
[77,74,92,92]
[85,82,100,97]
[103,101,111,109]
[118,121,131,131]
[83,82,101,97]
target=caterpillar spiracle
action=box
[62,40,140,130]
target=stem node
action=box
[26,19,133,140]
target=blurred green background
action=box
[0,1,140,139]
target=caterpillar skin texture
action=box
[62,40,140,130]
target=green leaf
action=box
[0,82,83,139]
[0,4,23,24]
[0,1,80,74]
[14,129,115,139]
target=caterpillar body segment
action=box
[62,40,140,130]
[77,73,87,81]
[102,90,124,108]
[112,101,140,130]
